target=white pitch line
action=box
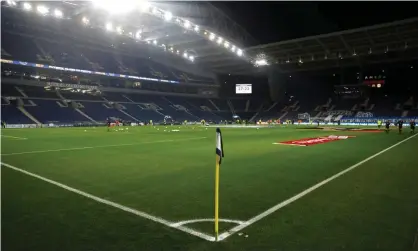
[1,137,207,156]
[218,133,418,241]
[170,218,245,227]
[272,143,306,146]
[1,135,28,140]
[1,162,216,242]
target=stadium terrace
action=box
[1,1,418,251]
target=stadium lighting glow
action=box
[194,25,199,32]
[209,33,216,41]
[105,22,113,31]
[224,41,230,48]
[176,50,180,54]
[164,11,173,21]
[6,0,17,6]
[92,0,138,15]
[183,52,188,58]
[237,49,243,56]
[135,31,142,39]
[37,5,49,15]
[255,59,268,66]
[54,9,63,18]
[22,2,32,11]
[189,55,195,62]
[184,20,191,28]
[82,17,90,25]
[138,1,150,12]
[152,7,158,14]
[116,26,123,34]
[153,40,157,45]
[217,37,223,44]
[231,45,236,52]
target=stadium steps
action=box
[15,87,28,98]
[122,95,135,103]
[17,106,41,125]
[227,100,236,114]
[75,108,99,124]
[56,90,66,100]
[208,99,221,111]
[118,109,140,122]
[278,112,288,120]
[402,110,409,117]
[266,102,278,112]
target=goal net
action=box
[298,113,311,122]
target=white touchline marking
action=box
[1,135,28,140]
[1,162,216,242]
[170,218,245,227]
[218,133,418,241]
[272,143,306,146]
[1,137,207,156]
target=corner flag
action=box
[214,128,224,240]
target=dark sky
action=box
[212,2,418,46]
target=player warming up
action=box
[410,120,416,134]
[397,120,403,134]
[385,121,391,134]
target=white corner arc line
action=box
[1,137,207,156]
[218,133,418,241]
[1,135,28,140]
[171,218,245,227]
[1,162,215,242]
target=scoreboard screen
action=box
[235,84,252,94]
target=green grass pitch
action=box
[1,125,418,251]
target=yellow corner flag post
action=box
[215,128,224,241]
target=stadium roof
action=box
[225,17,418,75]
[2,1,418,76]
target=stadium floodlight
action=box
[164,11,173,21]
[37,5,49,15]
[116,26,123,34]
[93,0,138,15]
[217,37,223,44]
[152,7,158,14]
[184,20,191,29]
[255,59,268,66]
[82,17,89,25]
[153,40,157,45]
[138,0,150,12]
[105,22,113,31]
[183,52,188,58]
[224,41,230,48]
[189,55,195,62]
[176,50,180,54]
[22,2,32,11]
[6,0,17,6]
[236,49,243,56]
[135,31,142,39]
[54,9,63,18]
[209,33,216,41]
[194,25,199,32]
[231,45,236,52]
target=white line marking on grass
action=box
[1,162,216,242]
[1,135,28,140]
[218,133,418,241]
[171,218,245,227]
[272,143,306,146]
[1,137,207,156]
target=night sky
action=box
[213,2,418,46]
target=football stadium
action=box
[1,1,418,251]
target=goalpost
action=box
[298,113,311,123]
